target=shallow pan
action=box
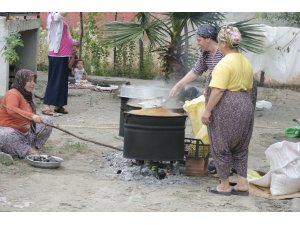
[25,154,64,169]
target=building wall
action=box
[0,17,40,97]
[39,12,136,29]
[0,18,9,96]
[17,29,39,72]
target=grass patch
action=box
[42,140,89,159]
[61,142,89,154]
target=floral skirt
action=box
[207,91,255,179]
[0,116,53,158]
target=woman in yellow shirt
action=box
[202,26,255,196]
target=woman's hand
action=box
[201,110,211,126]
[169,84,182,97]
[169,70,198,97]
[202,88,225,126]
[32,115,42,123]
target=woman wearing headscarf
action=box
[169,24,223,100]
[0,69,53,158]
[42,12,73,115]
[202,26,254,196]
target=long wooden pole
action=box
[2,104,123,151]
[43,121,123,151]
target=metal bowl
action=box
[119,85,169,99]
[25,154,63,169]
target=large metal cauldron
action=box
[119,97,142,137]
[119,97,129,137]
[118,85,170,137]
[123,112,187,161]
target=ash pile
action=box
[103,151,198,185]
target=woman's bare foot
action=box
[28,147,40,155]
[235,175,249,191]
[216,184,232,193]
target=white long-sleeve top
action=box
[47,12,64,53]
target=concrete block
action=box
[0,152,14,166]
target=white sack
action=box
[244,25,300,83]
[249,141,300,195]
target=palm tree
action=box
[230,19,266,54]
[103,13,265,79]
[155,12,225,76]
[103,12,166,74]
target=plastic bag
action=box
[249,141,300,195]
[183,95,210,144]
[256,100,272,109]
[285,126,300,138]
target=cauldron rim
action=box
[125,111,186,118]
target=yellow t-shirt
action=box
[209,53,253,91]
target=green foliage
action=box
[2,31,24,64]
[77,13,110,76]
[102,12,227,80]
[68,12,161,78]
[37,28,48,71]
[103,13,166,48]
[140,45,160,80]
[113,41,136,77]
[231,19,266,54]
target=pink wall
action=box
[40,12,136,28]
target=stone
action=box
[0,152,14,166]
[291,198,300,212]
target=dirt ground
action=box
[1,71,300,214]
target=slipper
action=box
[208,187,231,196]
[42,109,55,116]
[41,109,62,117]
[54,107,69,114]
[231,188,249,196]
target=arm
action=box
[83,70,88,80]
[4,92,34,120]
[68,56,76,69]
[3,102,42,124]
[201,88,225,126]
[2,91,41,124]
[68,46,77,69]
[52,12,66,21]
[59,12,67,17]
[169,70,198,97]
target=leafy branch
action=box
[2,31,24,64]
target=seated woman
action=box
[0,69,53,158]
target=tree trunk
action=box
[113,12,118,67]
[139,38,144,75]
[259,70,265,87]
[79,12,84,58]
[183,24,189,68]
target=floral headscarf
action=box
[11,69,37,113]
[218,25,241,48]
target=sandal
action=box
[54,107,69,114]
[207,187,231,196]
[231,188,249,196]
[42,109,55,116]
[41,109,62,117]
